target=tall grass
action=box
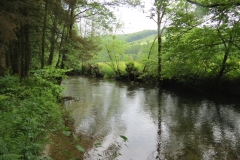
[97,61,143,78]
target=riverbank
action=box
[48,107,95,160]
[67,68,240,100]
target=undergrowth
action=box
[0,68,67,160]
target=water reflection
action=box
[61,76,240,160]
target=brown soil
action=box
[48,110,95,160]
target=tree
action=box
[186,0,240,80]
[147,0,183,85]
[164,0,240,88]
[0,0,18,75]
[41,0,49,69]
[97,35,127,77]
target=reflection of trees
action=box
[156,91,162,159]
[63,77,240,159]
[62,77,129,159]
[74,79,127,138]
[142,88,159,121]
[210,103,240,159]
[164,94,240,159]
[143,88,240,159]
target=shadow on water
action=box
[61,76,240,160]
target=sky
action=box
[115,0,157,34]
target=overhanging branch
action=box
[186,0,240,8]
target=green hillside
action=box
[100,30,158,57]
[117,30,157,43]
[128,34,157,45]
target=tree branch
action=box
[186,0,240,8]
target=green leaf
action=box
[62,131,71,136]
[94,142,101,147]
[73,134,79,141]
[76,145,85,152]
[0,94,8,101]
[120,135,128,142]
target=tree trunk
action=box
[60,53,66,69]
[41,0,48,69]
[5,46,11,74]
[19,2,31,78]
[60,3,75,69]
[215,27,233,87]
[20,25,25,78]
[56,27,65,68]
[69,4,75,38]
[142,36,157,72]
[157,7,162,86]
[11,40,21,75]
[20,24,31,78]
[0,51,6,76]
[48,17,56,66]
[215,43,232,87]
[24,22,31,77]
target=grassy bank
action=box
[77,61,143,81]
[74,61,240,97]
[97,62,142,78]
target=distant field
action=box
[128,34,157,45]
[97,61,143,77]
[117,30,157,42]
[128,35,166,46]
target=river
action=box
[61,76,240,160]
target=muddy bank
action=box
[48,109,94,160]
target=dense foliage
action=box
[0,68,65,159]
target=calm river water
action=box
[61,76,240,160]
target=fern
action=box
[0,154,21,160]
[0,138,8,154]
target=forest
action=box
[1,0,240,159]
